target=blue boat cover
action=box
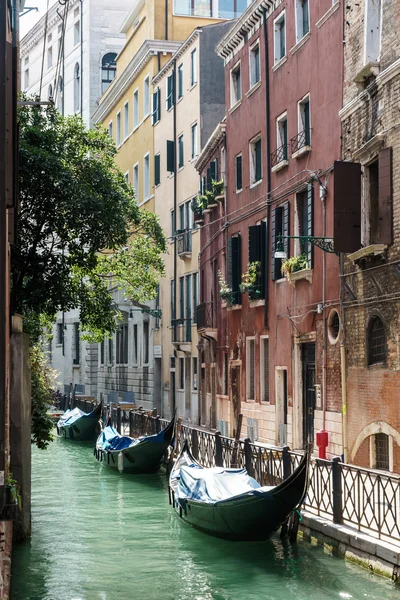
[97,425,167,452]
[174,464,265,504]
[57,407,89,428]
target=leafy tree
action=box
[30,345,58,450]
[13,102,166,342]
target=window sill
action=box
[227,304,242,311]
[72,364,80,369]
[316,1,340,28]
[189,82,198,91]
[246,80,261,98]
[348,244,387,262]
[272,56,287,72]
[228,99,242,114]
[249,299,265,308]
[250,179,262,189]
[235,188,242,194]
[177,165,184,172]
[292,145,311,159]
[290,31,311,56]
[271,159,289,173]
[56,343,62,348]
[287,268,313,284]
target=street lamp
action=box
[274,233,337,259]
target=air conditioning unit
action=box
[279,423,287,446]
[247,418,259,442]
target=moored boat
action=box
[169,441,309,541]
[94,415,175,474]
[56,402,102,441]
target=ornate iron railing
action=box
[271,144,288,167]
[290,128,311,154]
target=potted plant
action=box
[212,179,224,200]
[191,196,205,223]
[204,189,217,211]
[218,271,234,304]
[280,254,309,281]
[239,262,262,300]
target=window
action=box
[124,101,129,139]
[56,323,63,345]
[219,0,248,18]
[144,76,150,117]
[48,84,53,100]
[375,433,389,471]
[271,202,290,281]
[167,139,175,171]
[74,63,80,112]
[133,163,139,200]
[74,14,80,46]
[116,111,121,146]
[227,234,241,305]
[108,121,113,139]
[101,53,117,94]
[295,185,313,266]
[100,340,105,365]
[47,46,52,69]
[171,210,175,237]
[295,95,311,151]
[186,275,192,325]
[174,0,211,17]
[56,76,63,112]
[192,272,198,323]
[143,153,150,201]
[73,323,80,365]
[170,279,175,324]
[364,0,382,64]
[246,338,255,401]
[179,276,185,320]
[24,68,29,89]
[190,49,197,86]
[192,357,198,391]
[133,89,139,128]
[108,337,113,364]
[230,63,241,106]
[260,337,269,402]
[133,324,138,364]
[166,74,174,110]
[179,357,185,390]
[235,154,242,191]
[224,353,229,396]
[178,134,184,169]
[250,137,262,185]
[185,200,193,231]
[152,87,161,125]
[155,285,161,329]
[191,123,198,159]
[249,43,260,87]
[276,113,288,162]
[274,11,286,62]
[328,309,340,344]
[248,221,266,299]
[178,64,184,99]
[143,321,149,364]
[124,171,129,183]
[154,153,161,186]
[295,0,310,43]
[367,315,386,366]
[363,148,393,246]
[116,324,128,365]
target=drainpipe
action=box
[165,0,168,40]
[172,59,177,415]
[80,0,83,119]
[321,183,327,432]
[262,7,271,330]
[339,253,348,463]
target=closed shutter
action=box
[333,161,361,253]
[283,202,290,257]
[248,225,261,264]
[166,140,175,172]
[236,155,242,190]
[232,235,242,305]
[154,154,160,186]
[179,277,184,320]
[260,221,266,300]
[227,237,233,290]
[255,139,262,181]
[206,167,212,191]
[271,208,277,281]
[306,183,314,267]
[378,147,393,245]
[152,91,158,125]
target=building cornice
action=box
[216,0,278,60]
[92,39,182,124]
[340,58,400,121]
[120,0,145,34]
[152,29,201,85]
[195,121,226,173]
[20,0,79,56]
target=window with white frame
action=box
[143,321,149,364]
[74,8,80,46]
[249,136,262,185]
[24,68,29,89]
[166,73,174,110]
[124,101,129,139]
[133,163,139,200]
[364,0,382,64]
[133,89,139,128]
[276,112,288,162]
[143,154,150,200]
[249,42,260,87]
[47,45,53,69]
[74,63,80,113]
[132,323,138,365]
[178,63,184,99]
[190,49,197,86]
[246,338,255,401]
[101,53,117,94]
[124,171,129,183]
[178,134,184,169]
[230,62,241,106]
[108,121,113,139]
[274,11,286,62]
[298,94,311,147]
[191,122,198,159]
[48,83,53,99]
[295,0,310,43]
[116,323,128,365]
[235,154,242,191]
[260,337,270,402]
[144,76,150,117]
[116,111,121,146]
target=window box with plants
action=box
[212,179,225,202]
[218,271,235,305]
[240,262,262,300]
[191,197,205,224]
[280,254,312,284]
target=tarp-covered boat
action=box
[94,415,175,474]
[169,441,309,541]
[56,402,102,441]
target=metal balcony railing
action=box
[290,129,311,155]
[171,318,192,344]
[196,302,217,331]
[271,144,288,167]
[177,230,192,255]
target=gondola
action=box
[169,440,309,541]
[94,415,175,474]
[56,402,102,441]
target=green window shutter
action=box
[210,160,216,183]
[178,136,184,168]
[178,66,183,98]
[227,237,233,291]
[157,88,161,122]
[152,91,157,125]
[231,235,242,305]
[206,167,212,191]
[236,155,242,190]
[307,183,314,267]
[167,140,175,172]
[154,154,160,186]
[283,202,290,258]
[282,120,288,160]
[271,207,284,281]
[304,100,310,145]
[248,225,261,264]
[260,221,267,300]
[255,139,262,181]
[179,276,184,320]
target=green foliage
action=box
[211,179,224,197]
[240,261,261,293]
[280,254,309,280]
[218,270,234,303]
[30,345,58,450]
[13,100,166,341]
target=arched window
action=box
[367,315,386,365]
[74,63,80,113]
[101,52,117,94]
[56,76,63,112]
[48,84,53,100]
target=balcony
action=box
[196,302,218,341]
[177,230,192,258]
[171,318,192,351]
[290,129,311,158]
[271,144,289,172]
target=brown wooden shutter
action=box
[333,161,361,253]
[378,147,393,245]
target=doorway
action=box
[302,343,315,448]
[230,364,241,437]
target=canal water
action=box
[10,437,400,600]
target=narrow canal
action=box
[10,438,400,600]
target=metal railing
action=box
[271,143,288,167]
[290,129,311,154]
[196,301,216,330]
[177,230,192,255]
[171,318,192,343]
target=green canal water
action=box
[10,437,400,600]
